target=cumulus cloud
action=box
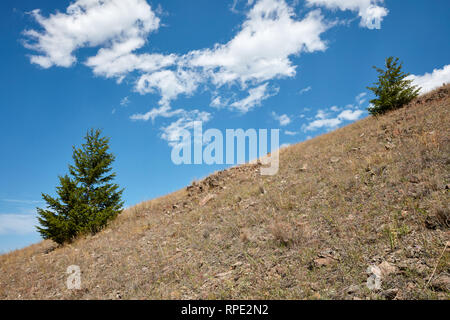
[315,109,330,119]
[408,64,450,94]
[23,0,160,68]
[330,105,341,112]
[24,0,364,146]
[135,69,200,107]
[188,1,329,86]
[87,50,176,80]
[272,112,291,126]
[304,117,342,131]
[210,95,231,108]
[24,0,330,118]
[304,107,364,131]
[160,111,211,147]
[230,83,278,112]
[0,214,37,235]
[306,0,388,29]
[338,109,364,121]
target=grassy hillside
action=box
[1,85,449,300]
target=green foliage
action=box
[367,56,421,116]
[37,129,124,244]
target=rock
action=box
[309,282,320,291]
[384,142,396,150]
[330,157,340,163]
[215,270,233,279]
[311,249,339,268]
[378,261,397,276]
[366,265,382,291]
[313,257,336,268]
[408,175,420,184]
[346,285,360,295]
[199,194,215,206]
[382,288,399,300]
[430,274,450,292]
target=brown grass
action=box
[1,85,449,300]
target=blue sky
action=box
[1,0,449,253]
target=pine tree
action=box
[37,129,124,244]
[367,56,421,116]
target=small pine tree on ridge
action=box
[367,56,421,116]
[37,129,124,244]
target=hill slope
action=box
[1,85,449,300]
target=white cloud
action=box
[0,214,37,235]
[330,105,341,112]
[299,86,312,95]
[230,83,277,113]
[120,96,130,107]
[315,109,329,119]
[24,0,160,68]
[304,107,364,131]
[160,111,211,147]
[338,109,364,121]
[355,92,367,105]
[304,117,342,131]
[306,0,388,29]
[188,0,329,86]
[131,106,212,148]
[87,50,176,80]
[25,0,372,147]
[285,130,298,136]
[210,95,230,108]
[130,105,184,122]
[135,69,200,107]
[272,112,291,126]
[408,64,450,94]
[24,0,330,119]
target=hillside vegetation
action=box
[1,85,449,300]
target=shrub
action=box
[37,129,124,244]
[367,56,421,116]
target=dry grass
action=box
[1,85,449,300]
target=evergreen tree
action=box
[37,129,124,244]
[367,56,421,116]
